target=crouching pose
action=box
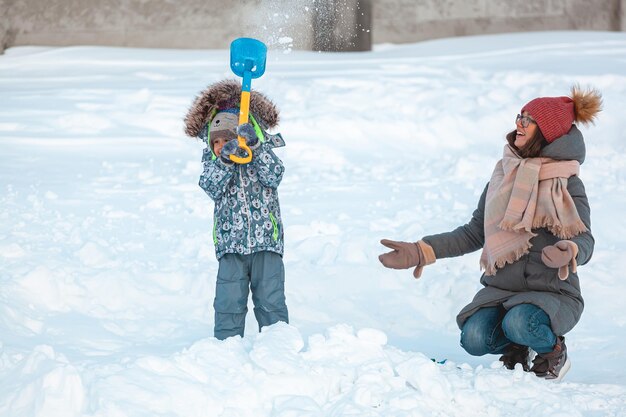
[379,86,602,381]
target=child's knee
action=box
[214,280,249,313]
[253,278,286,311]
[251,252,285,307]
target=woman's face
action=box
[515,111,537,149]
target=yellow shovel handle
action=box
[229,142,252,164]
[229,90,253,164]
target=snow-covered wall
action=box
[1,0,624,53]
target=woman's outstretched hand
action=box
[379,239,435,279]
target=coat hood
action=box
[184,79,279,138]
[540,125,586,165]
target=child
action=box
[184,79,289,340]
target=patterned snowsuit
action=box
[199,136,289,339]
[186,79,289,339]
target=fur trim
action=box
[570,85,602,126]
[184,79,279,138]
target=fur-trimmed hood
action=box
[184,79,279,138]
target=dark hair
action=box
[506,127,548,158]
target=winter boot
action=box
[499,343,530,371]
[530,336,571,381]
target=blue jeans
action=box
[213,251,288,340]
[460,304,557,355]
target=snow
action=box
[1,30,626,416]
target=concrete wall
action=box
[1,0,316,52]
[313,0,371,51]
[373,0,622,44]
[1,0,624,54]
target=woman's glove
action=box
[541,240,578,280]
[219,138,239,165]
[237,123,261,149]
[378,239,436,279]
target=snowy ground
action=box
[1,31,625,416]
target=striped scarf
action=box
[480,145,587,276]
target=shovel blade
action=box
[230,38,267,79]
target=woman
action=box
[379,86,602,381]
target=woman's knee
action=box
[460,315,497,356]
[461,324,491,356]
[501,304,549,342]
[460,307,506,356]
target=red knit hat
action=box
[521,96,574,143]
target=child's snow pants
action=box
[213,251,288,340]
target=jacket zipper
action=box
[269,212,279,241]
[240,165,253,250]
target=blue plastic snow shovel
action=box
[229,37,267,164]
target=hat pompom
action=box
[571,85,602,126]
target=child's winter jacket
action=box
[184,80,285,259]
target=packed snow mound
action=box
[2,324,625,416]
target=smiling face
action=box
[211,136,229,157]
[209,111,238,157]
[515,111,538,150]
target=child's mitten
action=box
[219,138,239,165]
[541,240,578,280]
[237,123,260,149]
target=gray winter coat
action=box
[422,126,594,336]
